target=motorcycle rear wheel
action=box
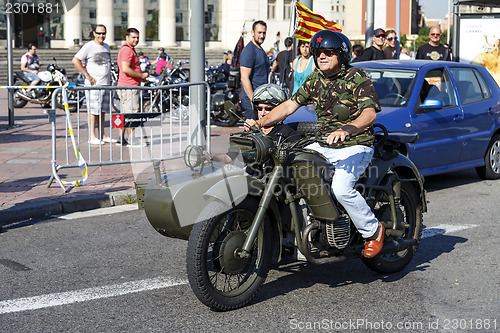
[12,78,28,108]
[362,182,423,274]
[186,197,272,311]
[13,90,28,108]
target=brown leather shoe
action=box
[363,222,385,258]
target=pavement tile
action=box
[1,89,238,225]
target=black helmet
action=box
[310,30,351,68]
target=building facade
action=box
[1,0,422,51]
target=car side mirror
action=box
[420,98,443,111]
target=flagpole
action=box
[365,0,375,48]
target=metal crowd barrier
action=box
[43,82,211,192]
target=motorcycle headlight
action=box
[229,133,273,165]
[184,145,204,169]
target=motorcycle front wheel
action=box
[186,197,272,311]
[55,90,81,112]
[362,182,423,274]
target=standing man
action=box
[352,28,386,62]
[240,20,270,120]
[245,30,385,258]
[72,24,115,145]
[416,26,451,61]
[270,36,294,91]
[117,27,149,147]
[20,43,41,98]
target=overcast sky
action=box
[419,0,451,19]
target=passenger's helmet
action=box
[252,83,286,109]
[310,30,351,68]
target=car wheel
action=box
[476,134,500,180]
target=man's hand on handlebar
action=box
[244,119,260,132]
[327,128,350,145]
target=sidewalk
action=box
[0,93,235,226]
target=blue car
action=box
[352,60,500,180]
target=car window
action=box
[449,67,487,104]
[474,69,492,99]
[363,68,417,107]
[418,68,456,109]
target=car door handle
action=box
[453,114,464,121]
[488,107,494,115]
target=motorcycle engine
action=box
[324,216,351,249]
[310,216,351,250]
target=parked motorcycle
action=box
[136,116,427,311]
[169,60,190,82]
[13,57,83,112]
[205,64,242,127]
[140,65,190,120]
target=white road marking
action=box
[53,204,138,220]
[0,276,188,314]
[0,223,477,314]
[421,224,478,239]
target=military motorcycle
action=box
[136,114,426,311]
[13,58,83,112]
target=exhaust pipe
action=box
[300,221,350,265]
[377,238,418,256]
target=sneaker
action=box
[127,138,147,147]
[102,137,118,143]
[88,138,104,145]
[116,137,129,146]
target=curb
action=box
[0,190,137,226]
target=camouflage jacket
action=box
[291,66,381,148]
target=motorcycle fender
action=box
[142,165,245,240]
[368,154,427,212]
[202,174,264,207]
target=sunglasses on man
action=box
[313,48,337,58]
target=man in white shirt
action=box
[72,24,115,145]
[20,43,41,98]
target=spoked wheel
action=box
[143,99,166,113]
[362,182,423,274]
[186,197,272,311]
[55,90,81,112]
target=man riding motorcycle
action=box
[213,83,301,163]
[20,43,41,98]
[245,30,385,258]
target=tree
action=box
[415,26,431,51]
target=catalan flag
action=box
[293,1,342,41]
